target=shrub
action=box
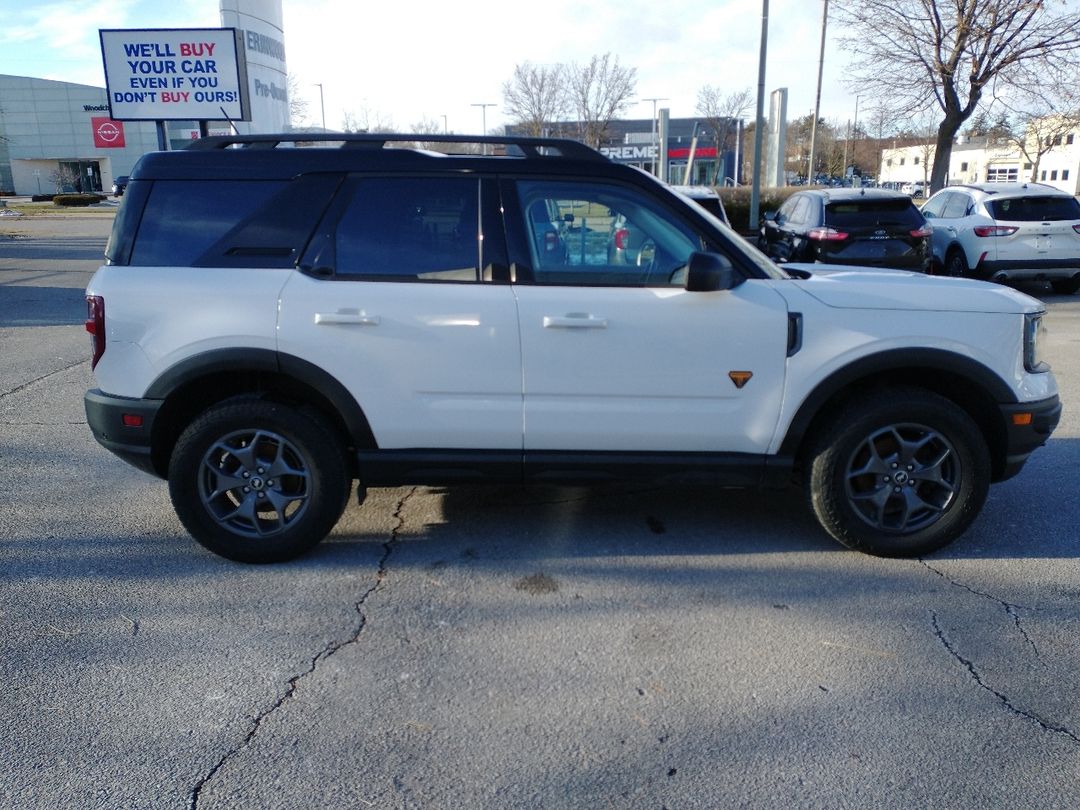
[53,193,106,207]
[717,186,803,234]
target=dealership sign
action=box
[91,117,126,148]
[99,28,251,121]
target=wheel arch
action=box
[780,348,1014,482]
[144,348,376,477]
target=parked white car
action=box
[900,181,925,198]
[920,182,1080,294]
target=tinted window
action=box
[131,180,286,266]
[987,195,1080,222]
[334,178,480,281]
[824,199,923,228]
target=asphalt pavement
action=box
[2,209,1079,810]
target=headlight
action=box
[1024,312,1048,373]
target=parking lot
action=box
[2,209,1080,809]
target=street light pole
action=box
[471,103,495,154]
[314,83,326,130]
[643,97,668,175]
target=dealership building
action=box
[0,0,287,196]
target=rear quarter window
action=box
[130,180,286,266]
[988,196,1080,222]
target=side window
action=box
[334,177,480,281]
[776,195,801,224]
[789,196,814,225]
[515,180,703,287]
[942,193,972,219]
[919,193,947,219]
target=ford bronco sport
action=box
[85,134,1061,562]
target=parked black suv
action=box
[760,188,932,271]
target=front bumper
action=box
[998,395,1062,481]
[84,389,163,477]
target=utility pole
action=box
[808,0,828,185]
[749,0,769,230]
[643,97,668,175]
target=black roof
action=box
[796,188,913,203]
[131,133,633,182]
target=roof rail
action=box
[185,132,606,161]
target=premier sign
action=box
[100,28,251,121]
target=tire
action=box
[1050,276,1080,295]
[943,249,967,277]
[168,398,351,563]
[805,388,990,557]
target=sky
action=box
[0,0,870,134]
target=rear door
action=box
[277,175,522,450]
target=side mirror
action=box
[686,252,742,292]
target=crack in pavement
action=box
[0,358,89,400]
[930,610,1079,745]
[919,560,1043,662]
[188,487,419,810]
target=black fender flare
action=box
[778,348,1015,458]
[145,348,377,449]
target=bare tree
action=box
[566,53,637,147]
[696,86,753,184]
[502,62,571,136]
[286,74,310,129]
[832,0,1080,193]
[342,106,394,133]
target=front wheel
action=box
[805,388,990,557]
[168,398,351,563]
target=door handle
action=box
[542,314,608,329]
[314,311,380,326]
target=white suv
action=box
[84,134,1061,563]
[920,182,1080,294]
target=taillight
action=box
[86,295,105,369]
[807,227,848,241]
[910,225,933,238]
[973,225,1018,237]
[614,228,630,250]
[1073,224,1080,235]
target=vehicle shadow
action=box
[0,285,86,326]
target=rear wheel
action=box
[168,398,351,563]
[1051,276,1080,295]
[943,249,967,277]
[805,388,990,557]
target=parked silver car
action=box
[920,182,1080,294]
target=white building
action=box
[878,118,1080,195]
